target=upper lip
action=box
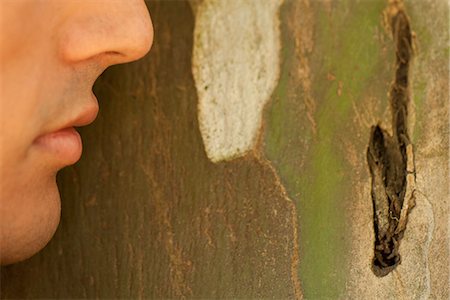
[36,64,104,140]
[69,98,99,128]
[58,65,104,131]
[37,94,99,139]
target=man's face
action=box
[0,0,153,265]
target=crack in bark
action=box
[367,1,416,277]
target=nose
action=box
[59,0,153,66]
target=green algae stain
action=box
[265,45,294,158]
[263,0,389,298]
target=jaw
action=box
[0,171,61,265]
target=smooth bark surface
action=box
[1,0,448,298]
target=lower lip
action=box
[34,127,82,166]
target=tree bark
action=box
[1,0,448,298]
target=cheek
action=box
[0,55,51,171]
[0,165,61,265]
[1,5,62,166]
[0,1,66,265]
[0,54,67,187]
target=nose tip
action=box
[113,3,154,64]
[60,0,154,66]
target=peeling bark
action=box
[0,0,448,299]
[367,2,416,277]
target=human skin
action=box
[0,0,153,265]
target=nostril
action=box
[94,9,153,66]
[59,0,154,66]
[111,1,154,64]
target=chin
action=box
[0,175,61,265]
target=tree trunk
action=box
[1,0,448,298]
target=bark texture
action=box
[1,0,448,299]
